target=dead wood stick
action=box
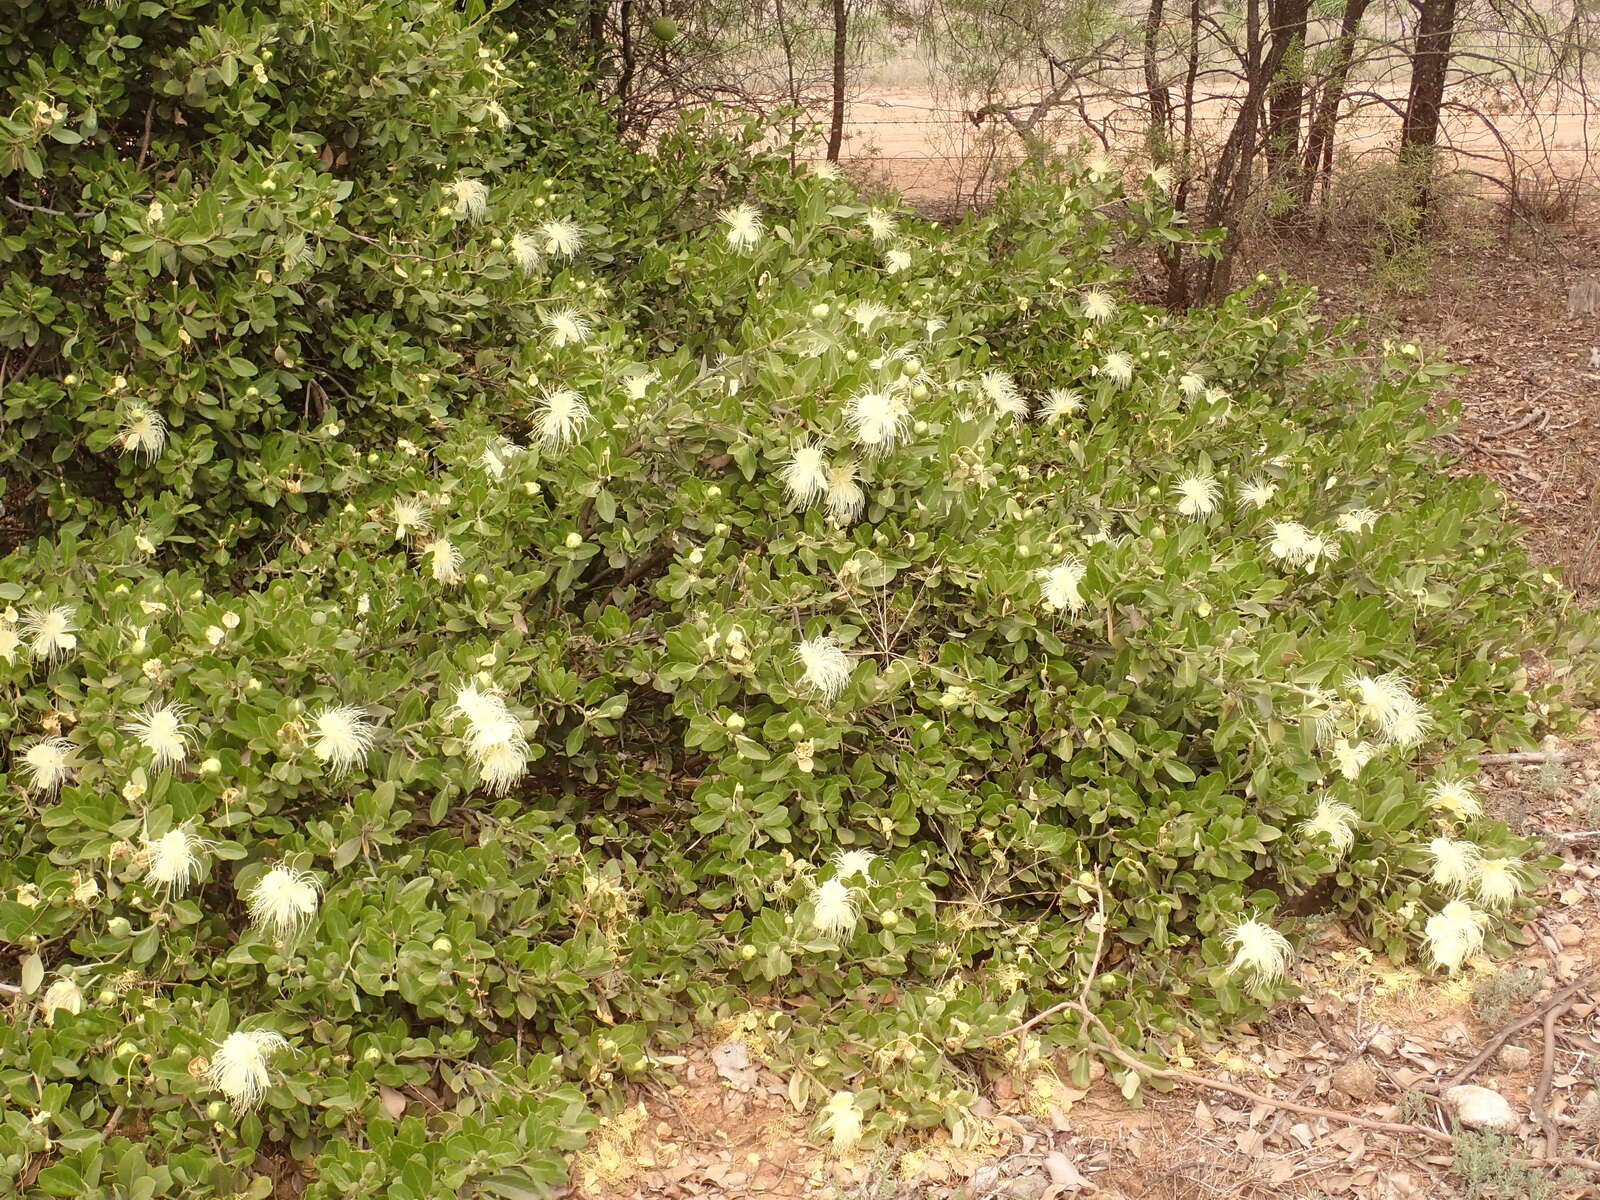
[1498,408,1548,437]
[1533,996,1571,1161]
[1001,984,1600,1175]
[1448,972,1596,1089]
[993,883,1600,1176]
[1478,750,1585,764]
[1553,830,1600,846]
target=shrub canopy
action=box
[1,1,1594,1196]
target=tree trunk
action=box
[826,0,848,162]
[1163,0,1204,307]
[1398,0,1460,228]
[773,0,799,161]
[1143,0,1171,158]
[1264,0,1311,225]
[616,0,635,124]
[1300,0,1373,217]
[1188,0,1291,302]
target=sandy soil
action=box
[826,87,1596,210]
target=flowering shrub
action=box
[3,2,1598,1196]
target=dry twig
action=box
[993,884,1600,1176]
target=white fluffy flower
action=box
[884,248,912,274]
[1100,351,1133,386]
[720,203,763,250]
[450,682,505,730]
[0,620,21,665]
[119,405,167,461]
[208,1029,289,1111]
[1475,857,1525,909]
[1347,673,1430,747]
[425,536,463,586]
[473,734,529,793]
[449,177,489,221]
[535,388,591,447]
[23,605,77,659]
[1265,521,1326,571]
[509,231,541,274]
[1173,473,1221,518]
[1300,797,1358,855]
[1178,372,1206,398]
[810,877,859,939]
[246,865,320,938]
[21,736,75,793]
[809,159,841,182]
[309,705,376,775]
[621,370,656,401]
[1224,917,1292,985]
[818,1090,865,1154]
[832,849,876,882]
[782,443,830,506]
[796,635,852,700]
[1037,557,1087,614]
[40,976,83,1026]
[1239,480,1277,508]
[825,462,866,525]
[1336,508,1379,534]
[391,496,430,542]
[1332,738,1375,780]
[863,210,895,241]
[848,300,891,332]
[1147,164,1174,192]
[142,823,204,894]
[978,369,1029,419]
[122,702,193,770]
[1427,836,1481,893]
[543,307,591,348]
[450,683,528,794]
[1425,900,1487,971]
[539,219,583,258]
[480,440,515,479]
[1427,776,1481,820]
[1041,389,1083,421]
[847,389,909,452]
[1081,290,1115,322]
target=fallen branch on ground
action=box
[1445,972,1597,1090]
[992,887,1600,1175]
[1551,830,1600,846]
[1478,749,1585,764]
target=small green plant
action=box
[1583,782,1600,827]
[1536,759,1570,795]
[1472,966,1545,1026]
[1452,1129,1557,1200]
[1400,1090,1433,1124]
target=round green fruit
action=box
[650,17,678,42]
